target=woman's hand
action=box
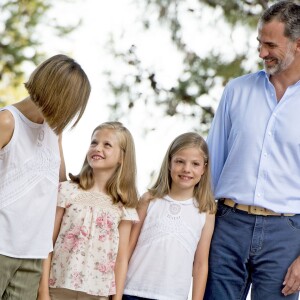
[37,290,51,300]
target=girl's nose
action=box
[182,163,191,172]
[96,144,103,152]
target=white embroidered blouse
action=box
[124,195,206,300]
[49,181,139,296]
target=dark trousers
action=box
[204,201,300,300]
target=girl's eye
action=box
[104,142,112,147]
[90,140,97,146]
[175,160,183,164]
[193,162,200,166]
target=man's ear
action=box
[296,38,300,52]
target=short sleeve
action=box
[121,207,139,222]
[57,181,75,208]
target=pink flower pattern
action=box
[62,226,81,252]
[72,271,84,288]
[48,181,138,296]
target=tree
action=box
[0,0,80,106]
[105,0,275,132]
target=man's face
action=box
[257,20,296,75]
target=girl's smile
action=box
[170,147,206,198]
[91,154,105,160]
[87,128,122,174]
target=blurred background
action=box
[0,0,267,191]
[0,1,277,298]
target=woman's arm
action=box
[37,206,65,300]
[192,213,215,300]
[112,220,132,300]
[38,134,65,299]
[58,134,67,182]
[37,256,52,300]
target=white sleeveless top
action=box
[0,106,60,258]
[124,195,206,300]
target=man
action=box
[204,1,300,299]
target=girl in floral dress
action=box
[38,122,139,300]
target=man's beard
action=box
[264,44,295,75]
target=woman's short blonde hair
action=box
[25,54,91,134]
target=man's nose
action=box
[258,44,269,59]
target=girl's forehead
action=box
[92,128,112,135]
[92,128,118,141]
[173,147,204,157]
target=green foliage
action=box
[204,0,269,25]
[0,0,79,106]
[105,0,275,131]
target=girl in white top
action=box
[38,122,139,300]
[123,132,216,300]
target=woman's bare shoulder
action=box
[0,110,15,148]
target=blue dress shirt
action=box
[207,70,300,213]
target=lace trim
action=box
[69,193,138,220]
[0,147,60,209]
[71,192,118,208]
[137,214,200,256]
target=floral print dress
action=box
[49,181,139,296]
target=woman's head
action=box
[149,132,216,212]
[70,122,138,207]
[25,54,91,134]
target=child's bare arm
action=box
[112,220,132,300]
[128,192,151,257]
[192,212,215,300]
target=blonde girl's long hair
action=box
[69,122,138,208]
[148,132,216,213]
